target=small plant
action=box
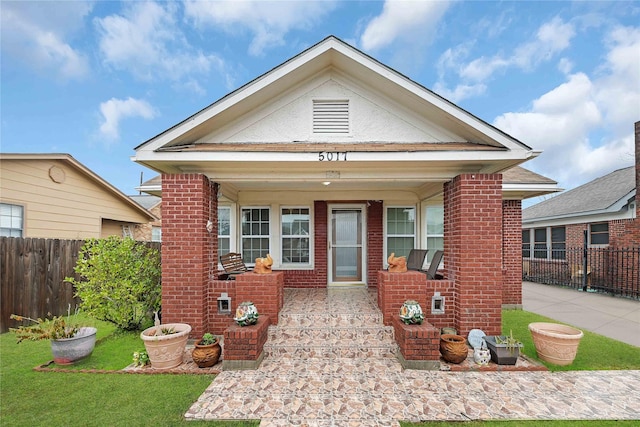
[10,305,81,343]
[159,327,176,335]
[132,350,150,367]
[199,333,217,345]
[495,329,523,354]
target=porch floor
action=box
[184,287,639,426]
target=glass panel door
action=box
[330,208,362,282]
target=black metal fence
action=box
[522,246,640,300]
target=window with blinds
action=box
[313,100,349,134]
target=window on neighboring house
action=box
[218,207,231,257]
[533,228,547,259]
[281,207,310,264]
[386,207,416,260]
[241,207,270,265]
[0,203,23,237]
[522,230,531,258]
[590,222,609,245]
[151,226,162,242]
[551,226,566,260]
[313,100,349,134]
[425,206,444,264]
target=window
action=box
[551,226,566,260]
[281,208,310,264]
[522,230,531,258]
[0,203,23,237]
[386,207,415,259]
[313,100,349,134]
[241,208,270,264]
[151,226,162,242]
[425,206,443,264]
[533,228,547,259]
[590,222,609,245]
[218,207,231,257]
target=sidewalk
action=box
[522,281,640,347]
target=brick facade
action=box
[444,174,503,336]
[392,316,440,362]
[161,174,217,338]
[223,315,270,362]
[502,200,522,306]
[367,200,384,288]
[235,272,284,325]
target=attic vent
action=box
[313,100,349,134]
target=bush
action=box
[66,236,161,331]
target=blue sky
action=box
[2,1,638,205]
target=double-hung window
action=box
[533,228,547,259]
[551,227,566,260]
[590,223,609,245]
[241,207,270,265]
[281,208,310,264]
[522,230,531,258]
[425,206,444,264]
[218,207,231,257]
[0,203,23,237]
[386,207,415,259]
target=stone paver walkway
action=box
[185,288,640,426]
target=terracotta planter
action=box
[140,323,191,369]
[529,322,583,366]
[50,327,97,365]
[440,334,468,364]
[191,338,221,368]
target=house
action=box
[129,194,162,241]
[0,153,156,239]
[132,36,560,338]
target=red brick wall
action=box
[223,315,270,361]
[444,174,503,336]
[161,174,217,338]
[208,279,236,335]
[392,316,440,361]
[367,200,384,288]
[235,272,284,325]
[502,200,522,305]
[378,271,429,326]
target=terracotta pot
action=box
[440,334,468,364]
[50,327,97,365]
[529,322,583,366]
[191,339,221,368]
[140,323,191,369]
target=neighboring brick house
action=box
[522,122,639,296]
[132,36,560,337]
[129,194,162,241]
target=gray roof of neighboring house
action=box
[129,195,161,210]
[502,166,557,185]
[523,166,636,221]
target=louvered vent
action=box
[313,100,349,134]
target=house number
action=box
[318,152,348,161]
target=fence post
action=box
[582,230,589,291]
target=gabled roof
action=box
[0,153,156,221]
[129,194,161,210]
[523,166,636,221]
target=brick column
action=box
[235,272,284,325]
[367,200,384,288]
[377,271,429,326]
[161,174,217,338]
[502,200,522,307]
[444,174,503,336]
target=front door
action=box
[329,205,365,285]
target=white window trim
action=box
[280,206,313,269]
[384,205,417,266]
[240,206,272,266]
[588,222,609,247]
[0,202,24,237]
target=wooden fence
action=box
[0,237,161,333]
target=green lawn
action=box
[1,310,638,426]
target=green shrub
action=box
[66,236,161,331]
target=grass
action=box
[0,316,258,427]
[2,310,638,426]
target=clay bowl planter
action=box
[528,322,583,366]
[51,327,97,365]
[440,334,468,364]
[191,336,221,368]
[140,323,191,369]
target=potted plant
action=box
[528,322,583,366]
[140,322,191,369]
[10,308,97,365]
[483,330,523,365]
[191,332,221,368]
[440,334,468,364]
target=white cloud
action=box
[99,97,157,141]
[183,0,338,56]
[95,2,230,90]
[0,1,91,80]
[436,16,575,102]
[493,25,639,189]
